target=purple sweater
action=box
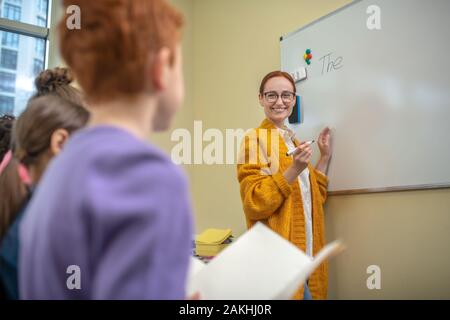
[19,126,193,299]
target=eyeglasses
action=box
[263,91,296,104]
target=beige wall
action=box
[190,0,352,234]
[48,0,196,179]
[47,0,63,68]
[325,189,450,299]
[152,0,196,183]
[187,0,450,299]
[49,0,450,299]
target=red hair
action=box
[259,71,296,95]
[59,0,184,103]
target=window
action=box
[37,0,48,15]
[36,17,46,27]
[0,96,15,115]
[1,0,48,26]
[33,58,44,77]
[0,72,16,93]
[2,32,19,49]
[2,3,21,21]
[1,48,18,69]
[0,34,47,115]
[35,38,45,57]
[0,0,50,115]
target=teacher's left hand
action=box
[318,127,333,159]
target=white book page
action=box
[275,240,345,299]
[186,223,344,300]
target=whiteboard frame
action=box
[328,183,450,196]
[280,0,363,42]
[280,0,450,195]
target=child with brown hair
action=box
[0,115,15,162]
[0,68,89,299]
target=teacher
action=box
[237,71,333,300]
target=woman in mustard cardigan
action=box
[237,71,333,300]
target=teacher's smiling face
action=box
[259,76,296,127]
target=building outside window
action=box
[36,16,45,27]
[0,71,16,92]
[2,31,19,48]
[0,0,50,115]
[37,0,48,16]
[0,94,14,114]
[33,58,43,77]
[1,48,18,69]
[2,3,21,21]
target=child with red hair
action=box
[19,0,193,299]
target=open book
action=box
[187,222,344,300]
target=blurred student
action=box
[20,0,194,299]
[0,115,15,162]
[237,71,333,300]
[0,114,15,299]
[0,68,89,299]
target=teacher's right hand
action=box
[283,142,312,184]
[292,142,313,174]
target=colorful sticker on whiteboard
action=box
[304,49,313,65]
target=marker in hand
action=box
[286,140,315,156]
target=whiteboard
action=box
[280,0,450,194]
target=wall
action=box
[48,0,196,181]
[151,0,196,183]
[325,189,450,299]
[189,0,450,299]
[47,0,63,68]
[48,0,450,299]
[190,0,351,233]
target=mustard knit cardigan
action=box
[237,118,329,300]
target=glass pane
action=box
[0,31,46,116]
[0,0,49,27]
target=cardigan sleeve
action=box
[314,168,329,204]
[237,132,292,221]
[237,163,292,220]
